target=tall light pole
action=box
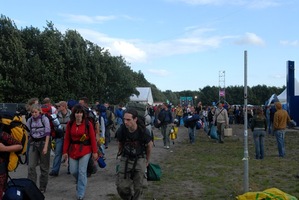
[243,50,249,192]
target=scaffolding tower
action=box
[219,71,226,102]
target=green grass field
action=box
[144,125,299,200]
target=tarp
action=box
[130,87,154,105]
[266,94,279,106]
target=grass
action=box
[143,125,299,200]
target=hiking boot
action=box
[49,171,58,176]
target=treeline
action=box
[0,15,284,106]
[0,15,166,104]
[165,85,284,106]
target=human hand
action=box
[92,153,98,161]
[42,147,48,155]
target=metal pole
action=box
[243,50,249,192]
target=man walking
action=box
[116,108,153,200]
[273,102,291,158]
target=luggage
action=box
[224,127,232,136]
[147,163,161,181]
[210,125,219,140]
[4,178,45,200]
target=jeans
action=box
[175,116,182,127]
[274,130,285,157]
[69,153,91,199]
[161,124,171,146]
[188,126,196,144]
[268,121,273,135]
[51,137,63,174]
[253,129,265,159]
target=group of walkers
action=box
[171,100,292,161]
[0,96,295,200]
[0,97,157,200]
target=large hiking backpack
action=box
[126,102,151,125]
[0,111,29,172]
[126,102,147,118]
[41,105,64,138]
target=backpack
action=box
[0,111,29,172]
[118,125,147,158]
[97,105,114,127]
[126,102,147,118]
[68,119,98,176]
[4,177,45,200]
[126,102,149,125]
[40,104,64,138]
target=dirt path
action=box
[9,126,188,200]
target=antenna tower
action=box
[219,71,226,102]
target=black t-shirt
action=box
[117,125,152,144]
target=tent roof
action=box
[129,87,154,105]
[277,79,299,104]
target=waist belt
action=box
[31,137,46,142]
[70,140,91,145]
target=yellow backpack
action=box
[0,111,29,172]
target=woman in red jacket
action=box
[62,104,98,200]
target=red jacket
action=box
[63,120,97,159]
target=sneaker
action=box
[49,171,58,177]
[166,146,170,149]
[39,188,46,193]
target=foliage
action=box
[0,16,164,104]
[0,15,286,106]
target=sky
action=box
[1,0,299,92]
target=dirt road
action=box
[9,126,186,200]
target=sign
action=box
[219,90,225,97]
[180,96,193,106]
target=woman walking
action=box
[26,104,51,193]
[251,107,267,159]
[62,104,98,200]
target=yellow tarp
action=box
[237,188,297,200]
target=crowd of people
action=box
[0,97,295,200]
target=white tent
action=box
[129,87,154,105]
[277,79,299,104]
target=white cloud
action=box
[112,41,147,62]
[147,69,171,76]
[61,14,116,24]
[234,32,265,46]
[280,40,299,47]
[75,26,229,63]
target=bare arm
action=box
[146,140,153,165]
[0,143,22,152]
[43,135,50,155]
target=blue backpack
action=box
[97,105,113,127]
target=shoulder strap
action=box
[216,108,224,118]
